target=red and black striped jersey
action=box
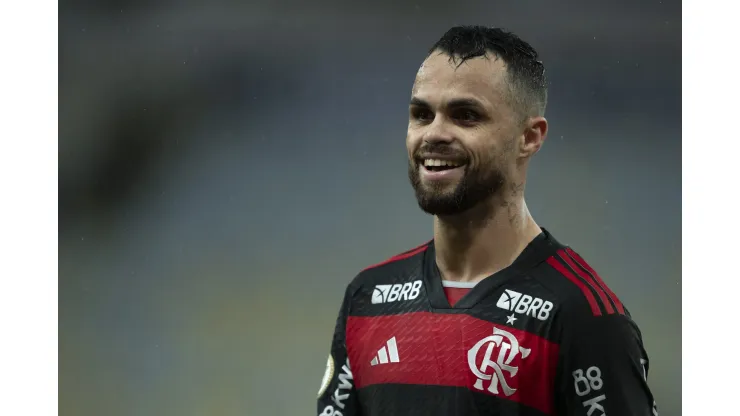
[317,229,658,416]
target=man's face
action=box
[407,52,520,216]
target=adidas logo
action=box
[370,337,400,366]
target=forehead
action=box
[412,52,509,107]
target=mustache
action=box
[414,143,468,159]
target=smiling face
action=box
[407,52,523,216]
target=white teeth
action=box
[423,159,461,167]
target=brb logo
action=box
[468,326,531,397]
[371,280,422,304]
[496,289,554,321]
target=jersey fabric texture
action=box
[317,229,658,416]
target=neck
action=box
[433,184,541,283]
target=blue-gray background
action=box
[59,0,681,414]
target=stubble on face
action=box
[407,53,520,217]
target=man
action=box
[317,26,658,416]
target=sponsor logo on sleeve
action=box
[317,354,334,398]
[319,358,354,416]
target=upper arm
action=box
[555,313,658,416]
[317,285,361,416]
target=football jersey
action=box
[442,280,475,306]
[317,229,658,416]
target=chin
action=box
[414,192,465,216]
[419,181,458,194]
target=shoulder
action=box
[531,244,628,320]
[343,240,431,301]
[529,244,646,347]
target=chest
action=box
[345,312,559,414]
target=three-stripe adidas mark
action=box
[370,337,400,366]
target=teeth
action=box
[423,159,461,167]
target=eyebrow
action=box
[409,97,430,107]
[409,97,486,110]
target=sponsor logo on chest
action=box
[371,280,422,304]
[496,289,554,321]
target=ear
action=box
[519,116,548,158]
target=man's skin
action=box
[406,52,548,284]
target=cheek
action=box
[468,143,506,171]
[479,130,517,164]
[406,129,418,157]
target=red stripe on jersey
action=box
[557,249,615,315]
[546,257,602,316]
[566,248,626,315]
[398,240,433,256]
[443,287,470,307]
[362,243,430,271]
[346,313,559,415]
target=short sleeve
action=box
[555,313,659,415]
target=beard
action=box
[408,155,506,216]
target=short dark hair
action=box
[429,26,548,119]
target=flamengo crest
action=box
[468,325,531,396]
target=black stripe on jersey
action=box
[552,252,611,316]
[356,384,550,416]
[562,249,620,315]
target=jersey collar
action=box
[422,228,561,310]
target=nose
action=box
[421,116,455,145]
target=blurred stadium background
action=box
[59,0,681,414]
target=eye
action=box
[410,107,434,123]
[452,109,481,123]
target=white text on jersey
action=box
[371,281,422,304]
[496,289,554,321]
[319,358,353,416]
